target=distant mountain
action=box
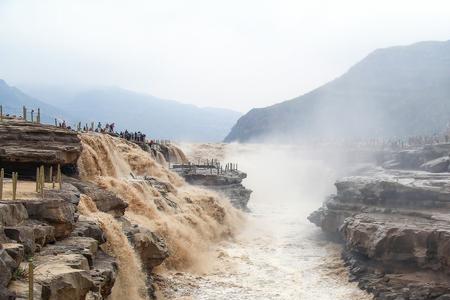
[25,86,242,142]
[0,79,69,124]
[225,40,450,143]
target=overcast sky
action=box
[1,0,450,112]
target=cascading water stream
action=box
[78,195,149,300]
[161,143,372,300]
[77,133,243,276]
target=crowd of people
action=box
[119,130,146,142]
[50,119,450,151]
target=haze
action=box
[1,0,450,112]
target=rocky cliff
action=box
[0,120,242,299]
[0,119,81,175]
[309,144,450,299]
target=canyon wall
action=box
[309,144,450,300]
[0,120,244,300]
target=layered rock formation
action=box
[171,164,252,210]
[0,119,81,175]
[309,165,450,299]
[0,121,173,299]
[383,143,450,172]
[0,181,119,299]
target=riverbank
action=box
[310,143,450,300]
[158,143,371,299]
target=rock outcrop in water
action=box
[171,164,252,210]
[310,144,450,299]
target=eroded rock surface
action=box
[0,120,81,175]
[172,165,252,210]
[383,143,450,172]
[310,169,450,299]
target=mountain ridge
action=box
[224,40,450,143]
[21,85,242,142]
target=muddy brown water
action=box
[161,144,371,300]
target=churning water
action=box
[162,144,371,300]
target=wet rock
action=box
[90,251,117,298]
[40,236,98,268]
[71,216,106,244]
[35,254,94,300]
[129,227,169,269]
[122,221,169,269]
[3,220,55,255]
[2,243,25,267]
[310,169,450,299]
[66,178,128,217]
[0,203,28,226]
[420,156,450,173]
[172,166,252,210]
[8,280,42,300]
[17,198,77,239]
[4,225,35,254]
[0,247,16,287]
[0,286,15,300]
[0,226,7,243]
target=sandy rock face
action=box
[309,170,450,299]
[66,178,128,217]
[127,225,169,269]
[0,183,119,300]
[16,198,77,239]
[0,120,81,166]
[172,166,252,210]
[0,204,28,227]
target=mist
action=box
[1,0,450,112]
[173,142,372,299]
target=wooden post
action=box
[12,172,17,200]
[31,110,34,123]
[40,165,44,183]
[40,172,44,199]
[23,106,27,121]
[28,258,34,300]
[49,166,52,185]
[0,168,3,200]
[0,105,3,122]
[35,167,40,192]
[40,166,44,199]
[57,164,62,190]
[37,108,40,124]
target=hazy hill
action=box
[25,87,242,142]
[225,40,450,143]
[0,79,69,124]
